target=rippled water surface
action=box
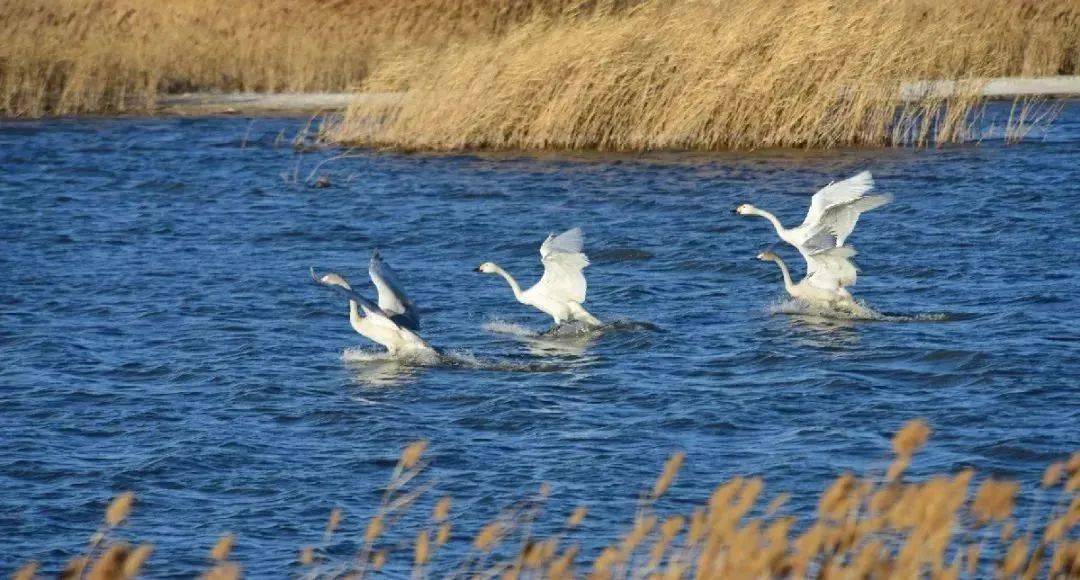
[2,106,1079,575]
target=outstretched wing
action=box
[368,250,420,330]
[805,246,858,289]
[810,193,892,248]
[535,228,589,303]
[801,171,876,229]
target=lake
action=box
[1,104,1078,576]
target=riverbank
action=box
[132,76,1080,117]
[153,92,396,116]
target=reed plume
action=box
[13,420,1080,578]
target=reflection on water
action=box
[1,107,1078,575]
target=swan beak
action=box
[473,266,482,273]
[731,206,740,214]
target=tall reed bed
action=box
[0,0,625,116]
[12,421,1080,578]
[331,0,1080,150]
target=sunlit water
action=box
[2,104,1078,575]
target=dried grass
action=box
[331,0,1080,150]
[0,0,623,116]
[6,0,1078,151]
[15,420,1080,578]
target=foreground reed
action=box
[13,420,1080,578]
[331,0,1080,150]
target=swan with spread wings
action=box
[735,171,890,284]
[311,250,432,356]
[476,227,603,328]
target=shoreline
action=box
[163,76,1080,116]
[154,91,400,116]
[3,76,1073,119]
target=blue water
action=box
[1,105,1078,576]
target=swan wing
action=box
[540,227,585,257]
[801,171,876,229]
[808,193,892,248]
[311,267,401,328]
[369,250,420,330]
[806,246,858,289]
[535,228,589,303]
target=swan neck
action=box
[492,265,524,302]
[751,207,786,236]
[348,299,363,326]
[774,258,795,292]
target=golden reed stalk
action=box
[13,421,1080,578]
[330,0,1080,150]
[5,0,1077,150]
[0,0,620,117]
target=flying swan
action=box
[311,251,433,356]
[756,247,859,309]
[476,227,602,328]
[734,171,891,278]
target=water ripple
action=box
[0,109,1078,575]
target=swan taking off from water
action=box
[476,227,602,327]
[757,248,858,309]
[734,171,891,276]
[311,252,432,356]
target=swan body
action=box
[735,171,890,277]
[311,254,433,356]
[757,249,857,308]
[477,228,602,327]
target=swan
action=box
[734,171,891,276]
[757,248,858,308]
[311,252,433,356]
[476,227,603,327]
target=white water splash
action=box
[342,346,558,373]
[482,320,539,337]
[485,318,659,338]
[341,347,440,366]
[766,299,951,322]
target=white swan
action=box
[757,249,858,308]
[311,253,433,356]
[734,171,891,276]
[476,227,602,327]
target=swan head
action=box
[475,262,498,274]
[734,203,756,215]
[311,267,351,289]
[756,250,780,262]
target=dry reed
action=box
[0,0,633,117]
[15,420,1080,578]
[7,0,1078,150]
[331,0,1080,150]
